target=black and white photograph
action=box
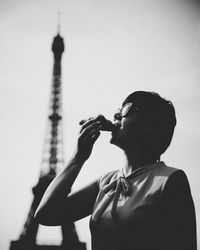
[0,0,199,249]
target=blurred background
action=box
[0,0,200,249]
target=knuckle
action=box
[96,114,104,120]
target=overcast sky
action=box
[1,0,200,249]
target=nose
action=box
[114,111,122,121]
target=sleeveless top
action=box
[89,161,180,250]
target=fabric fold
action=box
[93,161,165,222]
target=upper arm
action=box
[62,179,99,223]
[161,170,197,250]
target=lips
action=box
[114,122,121,130]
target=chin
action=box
[110,136,115,145]
[110,133,117,144]
[110,135,124,149]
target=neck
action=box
[123,148,160,176]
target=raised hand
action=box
[75,115,116,162]
[74,117,102,162]
[79,114,115,131]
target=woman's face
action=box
[110,102,147,151]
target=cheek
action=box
[122,116,144,133]
[121,117,146,142]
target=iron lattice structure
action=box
[10,33,86,250]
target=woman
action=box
[35,91,197,250]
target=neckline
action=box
[121,161,165,179]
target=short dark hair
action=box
[123,91,176,156]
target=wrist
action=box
[72,152,88,165]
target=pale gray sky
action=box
[1,0,200,249]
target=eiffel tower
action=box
[10,31,86,250]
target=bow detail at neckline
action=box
[102,176,132,220]
[92,162,165,222]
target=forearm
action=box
[35,156,85,224]
[35,116,103,225]
[46,156,85,197]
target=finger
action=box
[79,114,105,129]
[96,114,106,122]
[79,119,87,125]
[80,124,102,141]
[96,114,110,128]
[80,120,102,134]
[79,118,96,132]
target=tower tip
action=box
[57,11,61,34]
